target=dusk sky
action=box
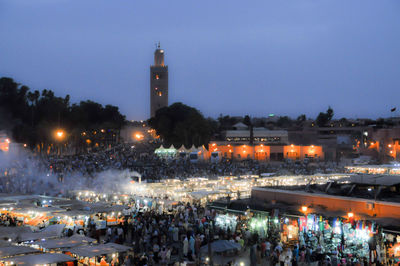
[1,0,399,120]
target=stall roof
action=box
[0,246,40,258]
[0,240,12,248]
[190,190,220,200]
[0,227,32,241]
[67,243,131,257]
[103,243,132,253]
[349,175,400,186]
[200,240,241,253]
[35,234,96,249]
[84,203,128,214]
[2,253,76,264]
[19,224,65,242]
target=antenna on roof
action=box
[158,42,161,49]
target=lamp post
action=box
[54,129,66,156]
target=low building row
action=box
[209,142,324,161]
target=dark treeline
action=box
[149,103,399,148]
[148,102,216,148]
[0,77,125,151]
[1,77,395,151]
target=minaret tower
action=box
[150,42,169,118]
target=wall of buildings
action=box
[361,128,400,161]
[252,187,400,219]
[209,142,324,161]
[0,132,10,152]
[224,129,289,145]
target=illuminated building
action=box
[150,43,168,118]
[252,175,400,220]
[209,142,324,161]
[0,131,10,152]
[120,122,153,143]
[224,128,288,144]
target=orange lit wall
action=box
[368,141,379,152]
[253,187,400,220]
[209,143,323,161]
[0,141,9,152]
[210,144,259,160]
[284,145,301,160]
[391,140,400,160]
[254,145,270,160]
[300,145,324,160]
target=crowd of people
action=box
[0,143,344,190]
[2,196,386,266]
[0,144,353,265]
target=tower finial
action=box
[158,42,160,49]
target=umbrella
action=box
[200,240,241,253]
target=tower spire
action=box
[150,44,168,118]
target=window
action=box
[155,87,158,91]
[158,92,162,96]
[155,74,160,80]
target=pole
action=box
[207,223,214,266]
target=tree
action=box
[148,102,213,148]
[296,114,306,126]
[276,116,293,128]
[243,115,251,127]
[316,106,334,127]
[338,118,349,127]
[217,115,240,131]
[0,77,126,151]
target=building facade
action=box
[150,44,168,118]
[252,187,400,220]
[0,131,10,152]
[224,128,289,145]
[209,142,324,161]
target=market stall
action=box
[33,234,96,252]
[0,246,40,259]
[0,253,76,266]
[215,214,238,232]
[66,243,131,266]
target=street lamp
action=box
[133,132,144,141]
[55,130,65,140]
[54,129,66,156]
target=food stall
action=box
[66,243,131,266]
[1,253,77,266]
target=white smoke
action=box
[0,149,142,196]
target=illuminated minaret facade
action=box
[150,43,168,118]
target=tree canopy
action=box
[148,102,213,148]
[276,116,293,128]
[316,106,334,127]
[0,77,126,149]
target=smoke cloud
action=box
[0,149,142,196]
